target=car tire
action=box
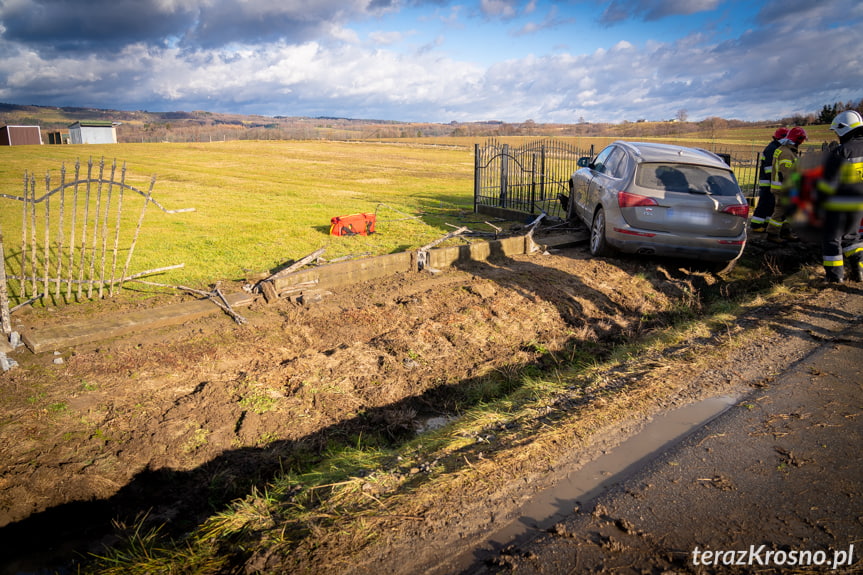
[589,207,612,257]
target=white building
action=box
[68,121,119,144]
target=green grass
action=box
[0,141,478,302]
[1,128,837,307]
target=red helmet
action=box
[773,127,788,140]
[787,127,807,145]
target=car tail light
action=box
[722,204,749,218]
[618,191,659,208]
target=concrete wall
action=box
[427,235,528,270]
[273,251,415,293]
[272,235,531,294]
[19,233,565,353]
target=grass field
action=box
[0,141,479,300]
[0,129,838,573]
[0,127,837,305]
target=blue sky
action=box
[1,0,861,124]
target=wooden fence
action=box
[0,158,192,330]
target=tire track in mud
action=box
[0,241,802,573]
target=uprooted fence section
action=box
[0,158,193,325]
[474,139,586,220]
[474,138,762,219]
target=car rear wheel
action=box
[590,207,612,257]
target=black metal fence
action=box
[474,139,589,220]
[474,138,762,220]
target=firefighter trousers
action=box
[767,189,797,237]
[751,185,775,223]
[822,210,863,282]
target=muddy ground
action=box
[474,317,863,575]
[0,228,857,574]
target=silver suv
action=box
[566,141,748,267]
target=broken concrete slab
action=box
[15,232,585,354]
[19,291,256,354]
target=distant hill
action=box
[1,101,790,144]
[0,103,294,130]
[0,102,526,142]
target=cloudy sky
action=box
[1,0,861,124]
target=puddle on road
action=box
[447,394,739,573]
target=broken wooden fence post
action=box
[258,247,325,303]
[484,221,502,239]
[119,177,154,294]
[416,226,469,272]
[133,280,248,325]
[0,225,11,336]
[525,211,547,253]
[214,283,247,325]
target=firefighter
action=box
[816,110,863,284]
[766,126,808,243]
[750,127,788,232]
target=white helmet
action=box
[830,110,863,137]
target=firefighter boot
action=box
[825,265,845,284]
[780,224,799,241]
[766,218,785,244]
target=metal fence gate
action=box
[474,138,762,220]
[474,138,589,220]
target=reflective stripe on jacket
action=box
[770,143,798,192]
[817,135,863,211]
[758,139,781,187]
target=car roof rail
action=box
[615,140,642,157]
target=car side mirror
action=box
[577,157,591,168]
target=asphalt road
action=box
[478,288,863,574]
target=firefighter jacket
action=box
[816,134,863,212]
[770,141,800,193]
[758,139,782,188]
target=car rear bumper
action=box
[606,226,746,262]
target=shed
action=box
[0,125,44,146]
[47,130,71,145]
[68,121,118,144]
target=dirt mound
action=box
[0,232,822,573]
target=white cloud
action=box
[369,30,407,45]
[600,0,721,25]
[479,0,518,19]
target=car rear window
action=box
[636,163,740,196]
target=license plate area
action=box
[667,207,712,226]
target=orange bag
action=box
[329,213,376,236]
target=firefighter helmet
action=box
[829,110,863,137]
[787,127,807,145]
[773,127,788,140]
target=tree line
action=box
[779,99,863,128]
[3,99,861,145]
